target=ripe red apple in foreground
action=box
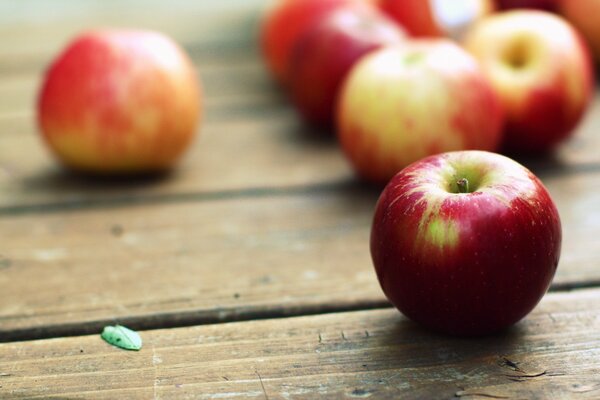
[259,0,353,86]
[38,29,201,173]
[337,40,503,183]
[560,0,600,63]
[464,11,594,154]
[288,4,406,127]
[371,150,561,336]
[378,0,495,38]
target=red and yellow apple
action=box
[288,4,406,127]
[336,40,503,183]
[463,11,594,153]
[38,29,201,174]
[378,0,495,38]
[371,150,561,336]
[259,0,354,86]
[560,0,600,62]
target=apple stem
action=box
[457,178,469,194]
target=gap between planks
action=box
[2,161,600,217]
[2,283,599,344]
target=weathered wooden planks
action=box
[0,113,351,212]
[1,288,600,399]
[1,168,600,339]
[1,0,600,213]
[0,186,379,339]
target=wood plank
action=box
[1,0,600,211]
[0,112,351,212]
[1,168,599,339]
[0,0,266,62]
[1,288,600,399]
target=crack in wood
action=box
[499,357,523,372]
[505,370,548,382]
[0,300,392,342]
[255,369,269,400]
[455,391,510,399]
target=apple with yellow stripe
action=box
[464,11,594,153]
[336,39,503,183]
[38,29,201,174]
[371,150,561,336]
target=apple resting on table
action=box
[464,10,594,154]
[38,29,201,174]
[336,39,503,184]
[371,150,561,336]
[288,4,406,127]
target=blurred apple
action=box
[464,11,594,153]
[259,0,354,86]
[560,0,600,62]
[38,29,201,174]
[378,0,495,39]
[288,4,406,127]
[336,40,503,183]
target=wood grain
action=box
[1,0,600,212]
[1,168,600,339]
[1,288,600,399]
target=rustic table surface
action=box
[1,1,600,399]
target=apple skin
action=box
[38,29,201,174]
[463,11,594,154]
[378,0,495,38]
[259,0,354,86]
[560,0,600,63]
[371,150,561,336]
[496,0,558,12]
[336,40,503,183]
[288,4,406,127]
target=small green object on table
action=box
[101,325,142,351]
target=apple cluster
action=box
[259,0,591,336]
[260,0,595,183]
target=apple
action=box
[336,39,503,183]
[259,0,354,86]
[560,0,600,63]
[463,11,594,154]
[496,0,558,12]
[371,150,561,336]
[378,0,495,39]
[38,29,201,174]
[288,4,406,127]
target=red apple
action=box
[288,4,406,127]
[378,0,495,38]
[259,0,354,86]
[38,29,201,173]
[336,40,503,183]
[496,0,559,11]
[560,0,600,63]
[371,150,561,336]
[464,11,594,154]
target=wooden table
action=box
[2,1,600,399]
